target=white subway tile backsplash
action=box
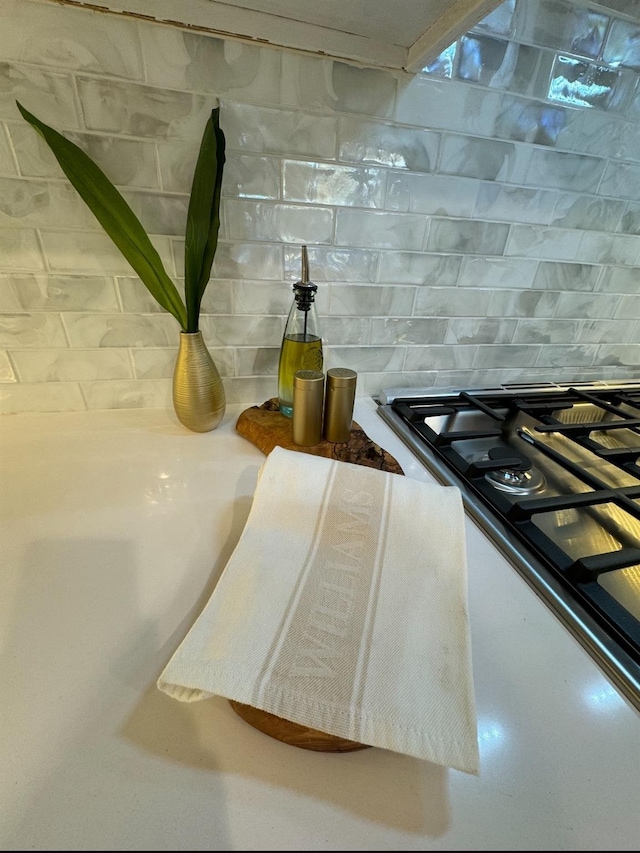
[118,191,189,237]
[377,252,461,285]
[577,231,640,264]
[525,149,606,193]
[0,276,22,311]
[438,133,529,183]
[535,344,598,367]
[516,1,609,58]
[512,318,581,343]
[570,111,635,160]
[12,347,133,382]
[505,225,582,260]
[0,64,79,128]
[599,160,640,201]
[281,54,342,111]
[426,218,509,255]
[577,318,637,343]
[0,178,97,231]
[283,245,376,282]
[595,343,640,366]
[0,0,144,80]
[475,343,540,368]
[63,313,178,347]
[339,116,439,171]
[199,314,282,347]
[603,17,640,71]
[223,102,338,158]
[386,172,478,217]
[494,94,580,147]
[327,346,405,372]
[336,209,426,250]
[82,378,171,410]
[414,286,492,317]
[488,288,559,317]
[235,347,278,377]
[230,280,289,315]
[0,382,85,414]
[132,346,234,379]
[446,317,516,344]
[222,376,277,404]
[620,202,640,233]
[329,284,415,317]
[369,317,447,345]
[474,0,517,37]
[0,349,15,382]
[548,56,621,112]
[9,124,161,189]
[77,77,213,140]
[554,291,621,319]
[330,62,397,118]
[395,77,502,136]
[322,316,371,345]
[130,347,175,379]
[404,344,477,370]
[596,266,640,291]
[1,0,638,414]
[0,312,67,347]
[140,26,282,103]
[283,160,386,208]
[551,194,626,232]
[210,242,283,280]
[615,294,640,319]
[6,273,119,312]
[0,229,44,271]
[223,154,281,201]
[458,256,538,288]
[0,125,17,176]
[533,261,601,290]
[226,200,333,244]
[474,184,557,225]
[41,231,175,276]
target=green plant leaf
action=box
[184,107,226,333]
[16,101,187,330]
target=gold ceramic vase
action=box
[172,331,226,433]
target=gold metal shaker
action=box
[323,367,357,443]
[292,369,325,446]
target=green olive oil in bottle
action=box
[278,246,323,418]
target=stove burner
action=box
[484,446,547,495]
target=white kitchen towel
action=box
[158,446,479,775]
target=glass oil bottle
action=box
[277,246,323,418]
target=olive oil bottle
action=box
[278,246,323,418]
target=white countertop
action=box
[2,398,639,851]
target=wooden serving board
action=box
[231,398,404,752]
[235,398,404,475]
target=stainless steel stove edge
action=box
[376,400,640,718]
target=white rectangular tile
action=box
[336,209,426,250]
[0,0,144,80]
[283,160,385,208]
[0,229,44,271]
[0,381,85,414]
[12,347,132,381]
[141,26,281,102]
[0,312,67,347]
[226,200,333,244]
[82,378,171,410]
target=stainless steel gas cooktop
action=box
[376,379,640,715]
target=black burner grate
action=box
[391,385,640,664]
